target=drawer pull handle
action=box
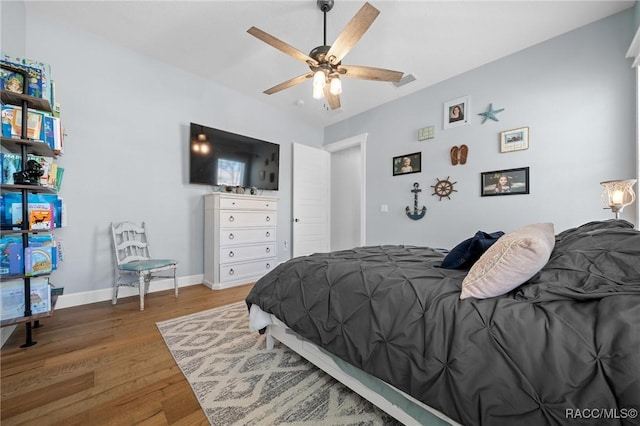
[229,251,235,258]
[266,247,271,253]
[229,268,235,276]
[265,232,270,237]
[229,215,235,222]
[266,263,271,269]
[229,233,235,240]
[266,216,271,222]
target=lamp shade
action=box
[600,179,637,218]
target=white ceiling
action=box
[24,0,634,128]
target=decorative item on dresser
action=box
[203,193,278,290]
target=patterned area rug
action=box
[156,302,400,426]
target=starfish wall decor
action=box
[478,103,504,123]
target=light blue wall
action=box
[325,9,637,249]
[9,8,323,296]
[1,1,26,54]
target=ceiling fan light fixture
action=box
[313,83,325,100]
[313,70,326,88]
[248,2,403,111]
[329,76,342,95]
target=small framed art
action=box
[481,167,529,196]
[443,96,469,129]
[393,152,421,176]
[500,127,529,153]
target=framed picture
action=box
[500,127,529,153]
[443,96,470,129]
[393,152,421,176]
[481,167,530,196]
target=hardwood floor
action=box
[1,283,254,425]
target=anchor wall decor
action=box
[406,182,427,220]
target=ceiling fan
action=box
[247,0,404,110]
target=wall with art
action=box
[324,9,637,248]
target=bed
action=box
[245,220,640,425]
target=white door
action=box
[292,143,330,257]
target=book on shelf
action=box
[42,115,56,148]
[31,155,55,187]
[24,245,53,276]
[11,107,44,140]
[1,152,58,187]
[1,193,63,230]
[1,53,53,104]
[0,233,57,276]
[1,277,51,321]
[1,152,22,184]
[0,234,22,275]
[29,206,54,230]
[1,105,46,141]
[55,166,64,191]
[0,59,44,99]
[52,116,63,153]
[1,105,15,139]
[0,67,25,94]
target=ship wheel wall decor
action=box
[431,177,457,201]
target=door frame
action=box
[324,133,368,246]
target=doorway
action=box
[325,133,367,250]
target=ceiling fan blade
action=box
[326,2,379,65]
[338,65,403,82]
[248,26,318,66]
[324,85,341,110]
[264,73,313,95]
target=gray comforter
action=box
[246,220,640,425]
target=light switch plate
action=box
[418,126,435,141]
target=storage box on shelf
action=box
[1,62,61,347]
[204,193,278,290]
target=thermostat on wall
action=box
[418,126,435,141]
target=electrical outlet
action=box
[284,240,289,249]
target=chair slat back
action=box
[111,221,151,266]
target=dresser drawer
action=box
[219,197,278,211]
[219,243,276,264]
[219,211,276,228]
[220,228,276,245]
[219,258,277,283]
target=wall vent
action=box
[392,73,416,88]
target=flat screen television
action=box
[189,123,280,190]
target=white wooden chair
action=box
[111,221,178,311]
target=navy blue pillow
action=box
[440,231,505,269]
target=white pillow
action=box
[460,223,555,299]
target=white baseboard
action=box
[1,274,204,348]
[54,274,204,309]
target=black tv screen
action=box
[189,123,280,190]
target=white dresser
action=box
[203,193,278,289]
